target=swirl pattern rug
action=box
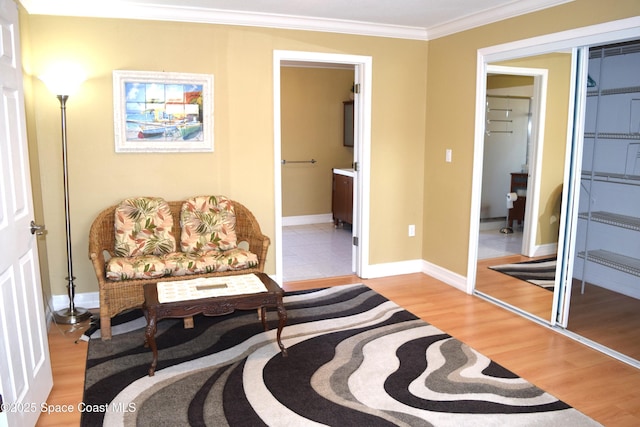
[82,284,599,426]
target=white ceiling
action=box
[19,0,573,40]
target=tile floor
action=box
[477,228,523,259]
[282,222,353,282]
[281,221,522,281]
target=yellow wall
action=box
[281,67,354,217]
[21,14,427,297]
[19,0,639,299]
[423,0,640,276]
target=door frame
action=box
[484,65,548,258]
[273,50,373,283]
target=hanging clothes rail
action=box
[485,130,513,135]
[281,159,317,165]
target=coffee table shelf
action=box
[142,273,287,376]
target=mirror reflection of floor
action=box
[567,280,640,361]
[476,254,554,320]
[476,253,640,362]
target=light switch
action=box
[445,149,452,163]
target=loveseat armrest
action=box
[232,201,270,271]
[88,205,118,284]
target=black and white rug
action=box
[82,284,598,426]
[489,257,557,291]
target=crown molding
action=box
[427,0,575,40]
[19,0,573,41]
[18,0,428,39]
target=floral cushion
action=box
[180,195,237,254]
[106,255,167,281]
[114,197,176,257]
[162,252,216,276]
[162,248,258,276]
[209,248,259,272]
[106,248,258,281]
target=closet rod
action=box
[281,159,317,165]
[485,130,513,135]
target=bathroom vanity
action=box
[332,168,354,227]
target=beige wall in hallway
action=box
[281,67,354,217]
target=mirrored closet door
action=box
[565,40,640,363]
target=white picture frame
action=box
[113,70,213,153]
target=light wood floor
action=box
[476,254,555,320]
[476,254,640,360]
[38,272,640,426]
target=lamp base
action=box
[53,306,91,325]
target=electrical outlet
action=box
[445,149,452,163]
[408,224,415,237]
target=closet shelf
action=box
[581,171,640,184]
[583,132,640,140]
[578,211,640,231]
[587,85,640,96]
[577,250,640,277]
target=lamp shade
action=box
[39,63,86,96]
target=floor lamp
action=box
[41,65,91,324]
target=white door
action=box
[0,1,53,426]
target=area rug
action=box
[82,284,598,426]
[489,257,556,291]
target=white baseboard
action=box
[532,243,557,257]
[361,259,424,278]
[53,259,468,313]
[51,291,100,311]
[361,259,467,293]
[282,214,333,226]
[479,219,506,231]
[421,260,468,292]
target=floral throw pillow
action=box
[180,195,237,253]
[114,197,176,257]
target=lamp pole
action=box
[53,94,90,324]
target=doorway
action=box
[474,64,557,322]
[272,51,373,284]
[280,65,354,281]
[479,94,532,259]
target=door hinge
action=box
[354,83,361,94]
[353,161,359,172]
[353,236,359,246]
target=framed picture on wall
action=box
[113,70,213,153]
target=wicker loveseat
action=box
[89,196,270,339]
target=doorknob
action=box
[30,220,46,235]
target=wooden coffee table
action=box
[142,272,287,376]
